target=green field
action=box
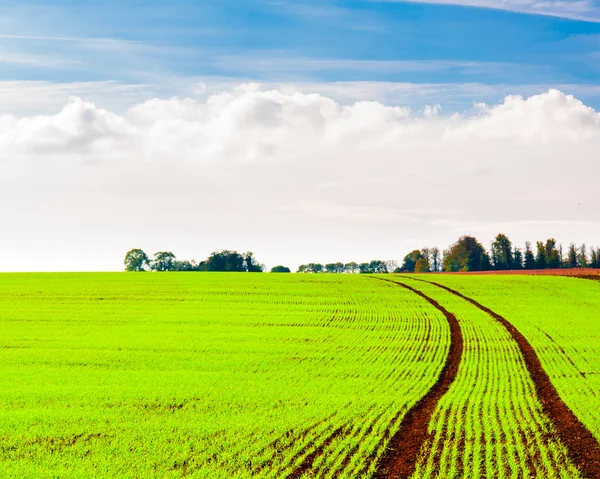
[0,273,598,478]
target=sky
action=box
[1,0,600,271]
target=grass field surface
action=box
[0,273,449,478]
[393,277,580,478]
[0,272,598,478]
[423,274,600,443]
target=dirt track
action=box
[418,278,600,479]
[372,278,463,479]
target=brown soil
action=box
[372,278,464,479]
[419,278,600,479]
[439,268,600,276]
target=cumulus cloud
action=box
[2,86,599,162]
[0,85,599,271]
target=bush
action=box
[271,265,291,273]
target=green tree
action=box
[524,242,536,270]
[401,250,423,272]
[152,251,176,271]
[345,262,359,274]
[298,263,323,273]
[513,247,523,270]
[430,247,441,273]
[205,250,245,271]
[415,257,431,273]
[443,236,490,272]
[567,243,578,268]
[124,248,149,272]
[244,252,263,272]
[369,260,388,274]
[491,234,513,270]
[579,244,588,268]
[172,260,196,271]
[590,247,600,268]
[545,238,561,269]
[535,242,547,269]
[271,265,291,273]
[358,262,371,274]
[325,263,345,273]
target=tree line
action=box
[296,235,599,274]
[297,260,393,274]
[401,234,600,272]
[125,234,599,274]
[124,249,264,272]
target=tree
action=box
[524,242,535,270]
[415,257,431,273]
[535,242,547,270]
[298,263,323,273]
[401,250,423,272]
[430,247,441,273]
[567,243,578,269]
[325,262,345,273]
[172,260,195,271]
[271,265,291,273]
[124,248,149,272]
[513,247,523,270]
[345,262,359,274]
[204,250,245,272]
[545,238,561,269]
[535,241,548,269]
[358,262,371,274]
[590,247,600,268]
[151,251,176,271]
[491,234,513,270]
[385,260,399,274]
[579,244,588,268]
[244,252,264,272]
[443,236,490,272]
[369,260,388,274]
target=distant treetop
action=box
[123,249,264,272]
[271,265,291,273]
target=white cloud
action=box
[6,86,597,161]
[0,86,599,271]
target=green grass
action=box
[0,273,449,479]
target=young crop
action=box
[421,274,600,443]
[0,273,449,478]
[391,277,581,478]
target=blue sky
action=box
[2,0,600,109]
[2,1,600,272]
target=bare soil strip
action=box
[372,278,463,479]
[417,278,600,479]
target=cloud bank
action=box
[1,86,599,271]
[2,86,599,161]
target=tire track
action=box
[371,278,463,479]
[411,277,600,479]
